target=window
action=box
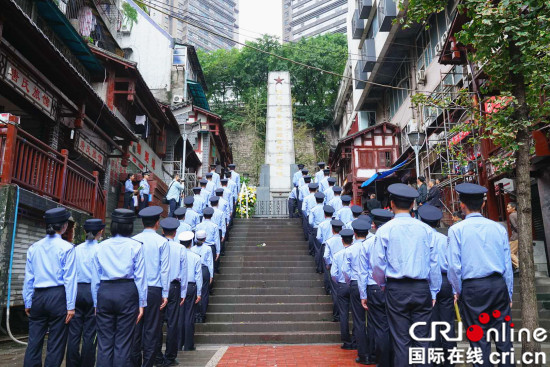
[379,151,392,168]
[359,151,375,167]
[358,111,376,130]
[388,62,410,119]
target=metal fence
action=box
[253,200,289,218]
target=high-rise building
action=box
[151,0,239,51]
[282,0,347,42]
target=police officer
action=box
[178,231,203,351]
[331,228,356,350]
[139,171,151,211]
[293,164,305,188]
[192,230,214,323]
[335,195,353,224]
[328,186,343,211]
[228,164,240,194]
[298,176,313,239]
[192,187,206,217]
[66,218,104,367]
[297,169,309,189]
[91,209,147,367]
[205,173,216,195]
[315,162,326,183]
[309,192,326,265]
[302,183,319,253]
[215,189,231,231]
[447,183,514,367]
[359,208,394,367]
[174,208,192,240]
[196,207,221,276]
[418,204,456,366]
[288,186,299,218]
[224,171,238,213]
[318,168,331,193]
[132,206,170,367]
[370,183,441,367]
[124,173,136,210]
[316,205,336,290]
[23,208,77,367]
[182,197,201,231]
[324,177,337,203]
[344,205,364,229]
[166,174,185,217]
[199,179,211,205]
[155,218,188,367]
[220,179,235,222]
[209,163,221,189]
[323,219,344,322]
[342,220,373,365]
[209,197,226,271]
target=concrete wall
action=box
[225,126,263,186]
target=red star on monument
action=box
[274,76,284,85]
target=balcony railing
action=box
[0,123,106,219]
[359,0,373,19]
[352,9,365,39]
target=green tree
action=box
[406,0,550,362]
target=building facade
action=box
[282,0,347,42]
[150,0,239,52]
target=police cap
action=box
[418,204,443,222]
[221,179,229,184]
[388,183,419,201]
[199,179,208,185]
[371,208,394,221]
[302,169,309,174]
[174,207,187,216]
[351,205,363,214]
[83,218,105,232]
[192,187,201,193]
[455,183,487,201]
[111,208,135,224]
[323,169,330,174]
[215,188,224,195]
[317,162,326,167]
[333,186,343,193]
[183,197,194,205]
[308,183,319,190]
[330,219,344,228]
[327,177,337,184]
[352,220,371,232]
[341,195,352,203]
[210,196,220,204]
[314,192,325,200]
[44,207,71,225]
[298,164,305,169]
[160,217,180,231]
[323,205,335,215]
[228,164,236,169]
[206,172,213,178]
[203,207,214,216]
[138,206,163,220]
[340,229,354,238]
[304,176,312,182]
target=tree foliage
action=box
[196,33,348,131]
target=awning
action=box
[34,0,104,74]
[187,80,210,111]
[361,159,410,188]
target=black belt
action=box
[35,285,64,291]
[101,279,133,284]
[171,280,181,284]
[386,277,428,283]
[188,282,196,285]
[441,272,447,275]
[463,272,502,283]
[350,280,358,285]
[77,282,91,285]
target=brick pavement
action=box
[216,345,373,367]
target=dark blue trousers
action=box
[367,284,391,366]
[179,283,197,350]
[308,224,316,255]
[329,270,340,321]
[335,282,355,348]
[196,266,210,321]
[432,275,457,367]
[132,286,162,367]
[385,278,432,367]
[321,246,331,294]
[459,274,514,367]
[66,283,97,367]
[96,280,139,367]
[301,210,309,241]
[350,281,368,359]
[288,198,297,218]
[168,199,179,218]
[24,286,68,367]
[155,281,182,364]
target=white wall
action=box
[116,0,173,93]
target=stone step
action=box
[222,255,315,261]
[213,279,324,288]
[222,250,311,256]
[212,273,321,281]
[194,331,341,344]
[207,303,334,313]
[221,260,316,267]
[226,242,310,248]
[229,235,306,241]
[206,311,335,323]
[218,267,318,274]
[196,321,340,333]
[209,294,332,304]
[213,287,326,296]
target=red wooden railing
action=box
[0,123,106,220]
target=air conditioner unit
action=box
[441,31,448,46]
[406,119,417,134]
[172,95,184,104]
[435,42,443,55]
[416,69,426,85]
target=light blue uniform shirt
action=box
[133,229,170,298]
[370,213,441,299]
[298,184,310,201]
[196,220,221,255]
[297,177,306,188]
[359,234,378,299]
[199,190,211,205]
[166,180,184,201]
[139,179,150,198]
[218,197,231,224]
[335,206,353,224]
[328,196,343,212]
[211,171,221,189]
[289,189,297,200]
[324,234,343,266]
[433,230,449,273]
[344,218,359,230]
[91,235,147,307]
[308,204,325,228]
[230,171,241,193]
[166,239,188,298]
[175,221,193,242]
[23,234,77,310]
[324,187,335,203]
[211,207,227,237]
[227,179,238,201]
[447,213,513,300]
[222,187,234,212]
[75,240,99,283]
[191,244,214,278]
[293,171,303,187]
[185,249,203,296]
[125,179,134,193]
[342,235,373,286]
[331,248,349,284]
[206,181,216,196]
[315,170,325,183]
[316,219,333,245]
[193,195,206,215]
[183,209,201,230]
[319,177,329,193]
[302,194,317,216]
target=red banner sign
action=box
[77,135,106,167]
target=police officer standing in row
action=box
[23,208,77,367]
[447,183,514,367]
[132,206,170,367]
[92,208,147,367]
[67,218,105,367]
[192,230,214,323]
[370,183,441,367]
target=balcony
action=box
[359,0,373,19]
[361,38,376,73]
[352,9,365,39]
[354,60,367,89]
[0,124,106,219]
[378,0,398,32]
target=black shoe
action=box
[154,359,165,366]
[341,344,354,350]
[355,357,374,365]
[163,359,179,366]
[332,317,340,322]
[183,346,196,351]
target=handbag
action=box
[162,181,175,204]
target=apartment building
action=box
[282,0,347,42]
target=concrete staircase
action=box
[195,218,340,344]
